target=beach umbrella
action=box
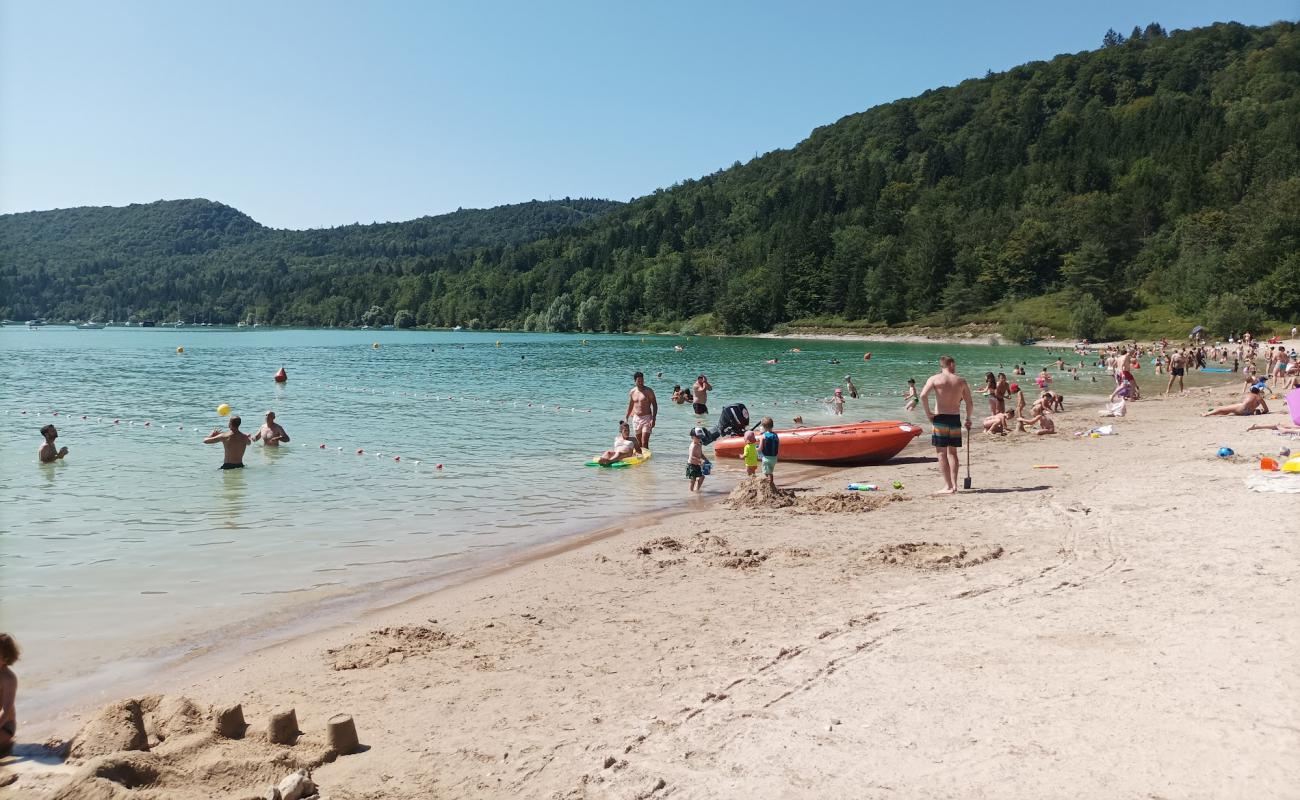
[1289,387,1300,426]
[1190,325,1206,339]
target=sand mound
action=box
[635,536,683,554]
[797,492,910,513]
[67,699,149,761]
[633,532,771,571]
[726,478,796,509]
[328,624,453,670]
[726,479,910,513]
[875,542,1005,570]
[49,696,335,799]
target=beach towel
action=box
[1288,387,1300,426]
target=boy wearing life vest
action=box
[759,417,779,489]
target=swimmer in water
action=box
[38,424,69,463]
[252,410,290,447]
[844,375,859,399]
[903,378,919,411]
[204,415,252,469]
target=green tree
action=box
[1069,293,1107,340]
[1203,292,1260,337]
[393,309,415,329]
[361,305,387,327]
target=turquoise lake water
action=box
[0,326,1102,718]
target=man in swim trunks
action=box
[0,633,18,759]
[204,416,252,469]
[624,372,658,450]
[252,410,291,447]
[38,424,69,463]
[692,375,713,416]
[1166,350,1187,395]
[919,355,974,495]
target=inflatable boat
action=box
[713,421,922,465]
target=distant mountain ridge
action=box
[0,197,621,322]
[2,20,1297,335]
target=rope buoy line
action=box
[3,409,444,471]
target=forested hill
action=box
[4,21,1298,336]
[0,197,621,323]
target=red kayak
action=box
[714,421,922,465]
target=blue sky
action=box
[1,1,1293,229]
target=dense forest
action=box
[2,21,1297,338]
[0,198,621,324]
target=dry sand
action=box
[4,380,1298,799]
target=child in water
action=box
[686,427,706,492]
[830,388,845,415]
[741,431,760,477]
[903,378,919,411]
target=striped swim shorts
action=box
[931,414,962,449]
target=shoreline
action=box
[16,459,830,741]
[10,379,1299,798]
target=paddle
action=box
[963,425,972,490]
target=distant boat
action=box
[26,319,45,328]
[141,320,155,328]
[380,324,395,330]
[77,321,105,330]
[452,325,463,331]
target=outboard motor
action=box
[696,403,751,447]
[717,403,750,438]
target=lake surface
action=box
[0,326,1095,720]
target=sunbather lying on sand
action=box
[1203,388,1268,417]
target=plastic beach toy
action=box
[1260,457,1279,471]
[1282,457,1300,474]
[216,403,231,416]
[1217,447,1234,458]
[847,483,878,491]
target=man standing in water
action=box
[204,416,252,469]
[1166,350,1187,395]
[252,410,291,447]
[692,374,713,416]
[625,372,658,450]
[919,355,974,495]
[38,424,69,463]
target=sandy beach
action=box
[5,377,1299,799]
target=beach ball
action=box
[216,403,231,416]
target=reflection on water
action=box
[218,465,248,528]
[0,327,1103,710]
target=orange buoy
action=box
[274,367,287,383]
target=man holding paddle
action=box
[919,355,975,495]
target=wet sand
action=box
[6,380,1298,798]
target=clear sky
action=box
[1,1,1293,229]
